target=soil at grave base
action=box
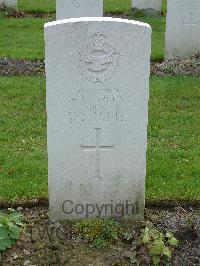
[0,206,200,266]
[0,9,54,19]
[1,8,165,19]
[0,59,44,77]
[1,54,200,77]
[1,9,128,19]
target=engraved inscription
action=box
[81,128,114,180]
[67,87,128,123]
[183,13,199,39]
[79,33,121,83]
[68,110,127,123]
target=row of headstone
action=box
[1,0,198,61]
[55,0,200,60]
[132,0,200,59]
[46,0,200,220]
[0,0,17,8]
[56,0,162,20]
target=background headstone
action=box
[0,0,17,8]
[165,0,200,60]
[132,0,162,12]
[56,0,103,20]
[45,17,151,220]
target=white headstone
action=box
[132,0,162,11]
[45,17,151,220]
[165,0,200,60]
[0,0,17,8]
[56,0,103,20]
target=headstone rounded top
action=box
[44,17,151,32]
[45,14,152,220]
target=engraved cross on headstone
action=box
[183,13,199,39]
[81,128,114,180]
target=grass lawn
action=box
[138,16,165,61]
[0,18,50,60]
[0,77,47,201]
[18,0,55,13]
[0,76,199,203]
[17,0,131,14]
[0,15,165,61]
[17,0,167,14]
[147,76,200,202]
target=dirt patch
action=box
[1,55,200,77]
[152,53,200,76]
[0,58,44,77]
[1,206,199,265]
[105,12,130,19]
[1,8,165,20]
[0,8,54,18]
[1,8,128,19]
[130,8,163,18]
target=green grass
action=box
[0,77,47,201]
[0,18,52,60]
[17,0,167,14]
[0,76,199,203]
[147,76,200,201]
[0,15,165,61]
[162,0,167,14]
[18,0,131,14]
[104,0,131,13]
[18,0,55,13]
[0,0,167,61]
[136,16,165,61]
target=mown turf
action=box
[0,15,165,60]
[0,76,199,202]
[0,0,167,61]
[18,0,131,14]
[137,16,165,61]
[17,0,167,14]
[104,0,131,13]
[0,18,51,60]
[147,76,200,201]
[0,77,47,201]
[18,0,55,13]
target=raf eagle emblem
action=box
[79,33,121,83]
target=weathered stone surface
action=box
[0,0,17,8]
[132,0,162,11]
[45,17,151,220]
[56,0,103,20]
[165,0,200,60]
